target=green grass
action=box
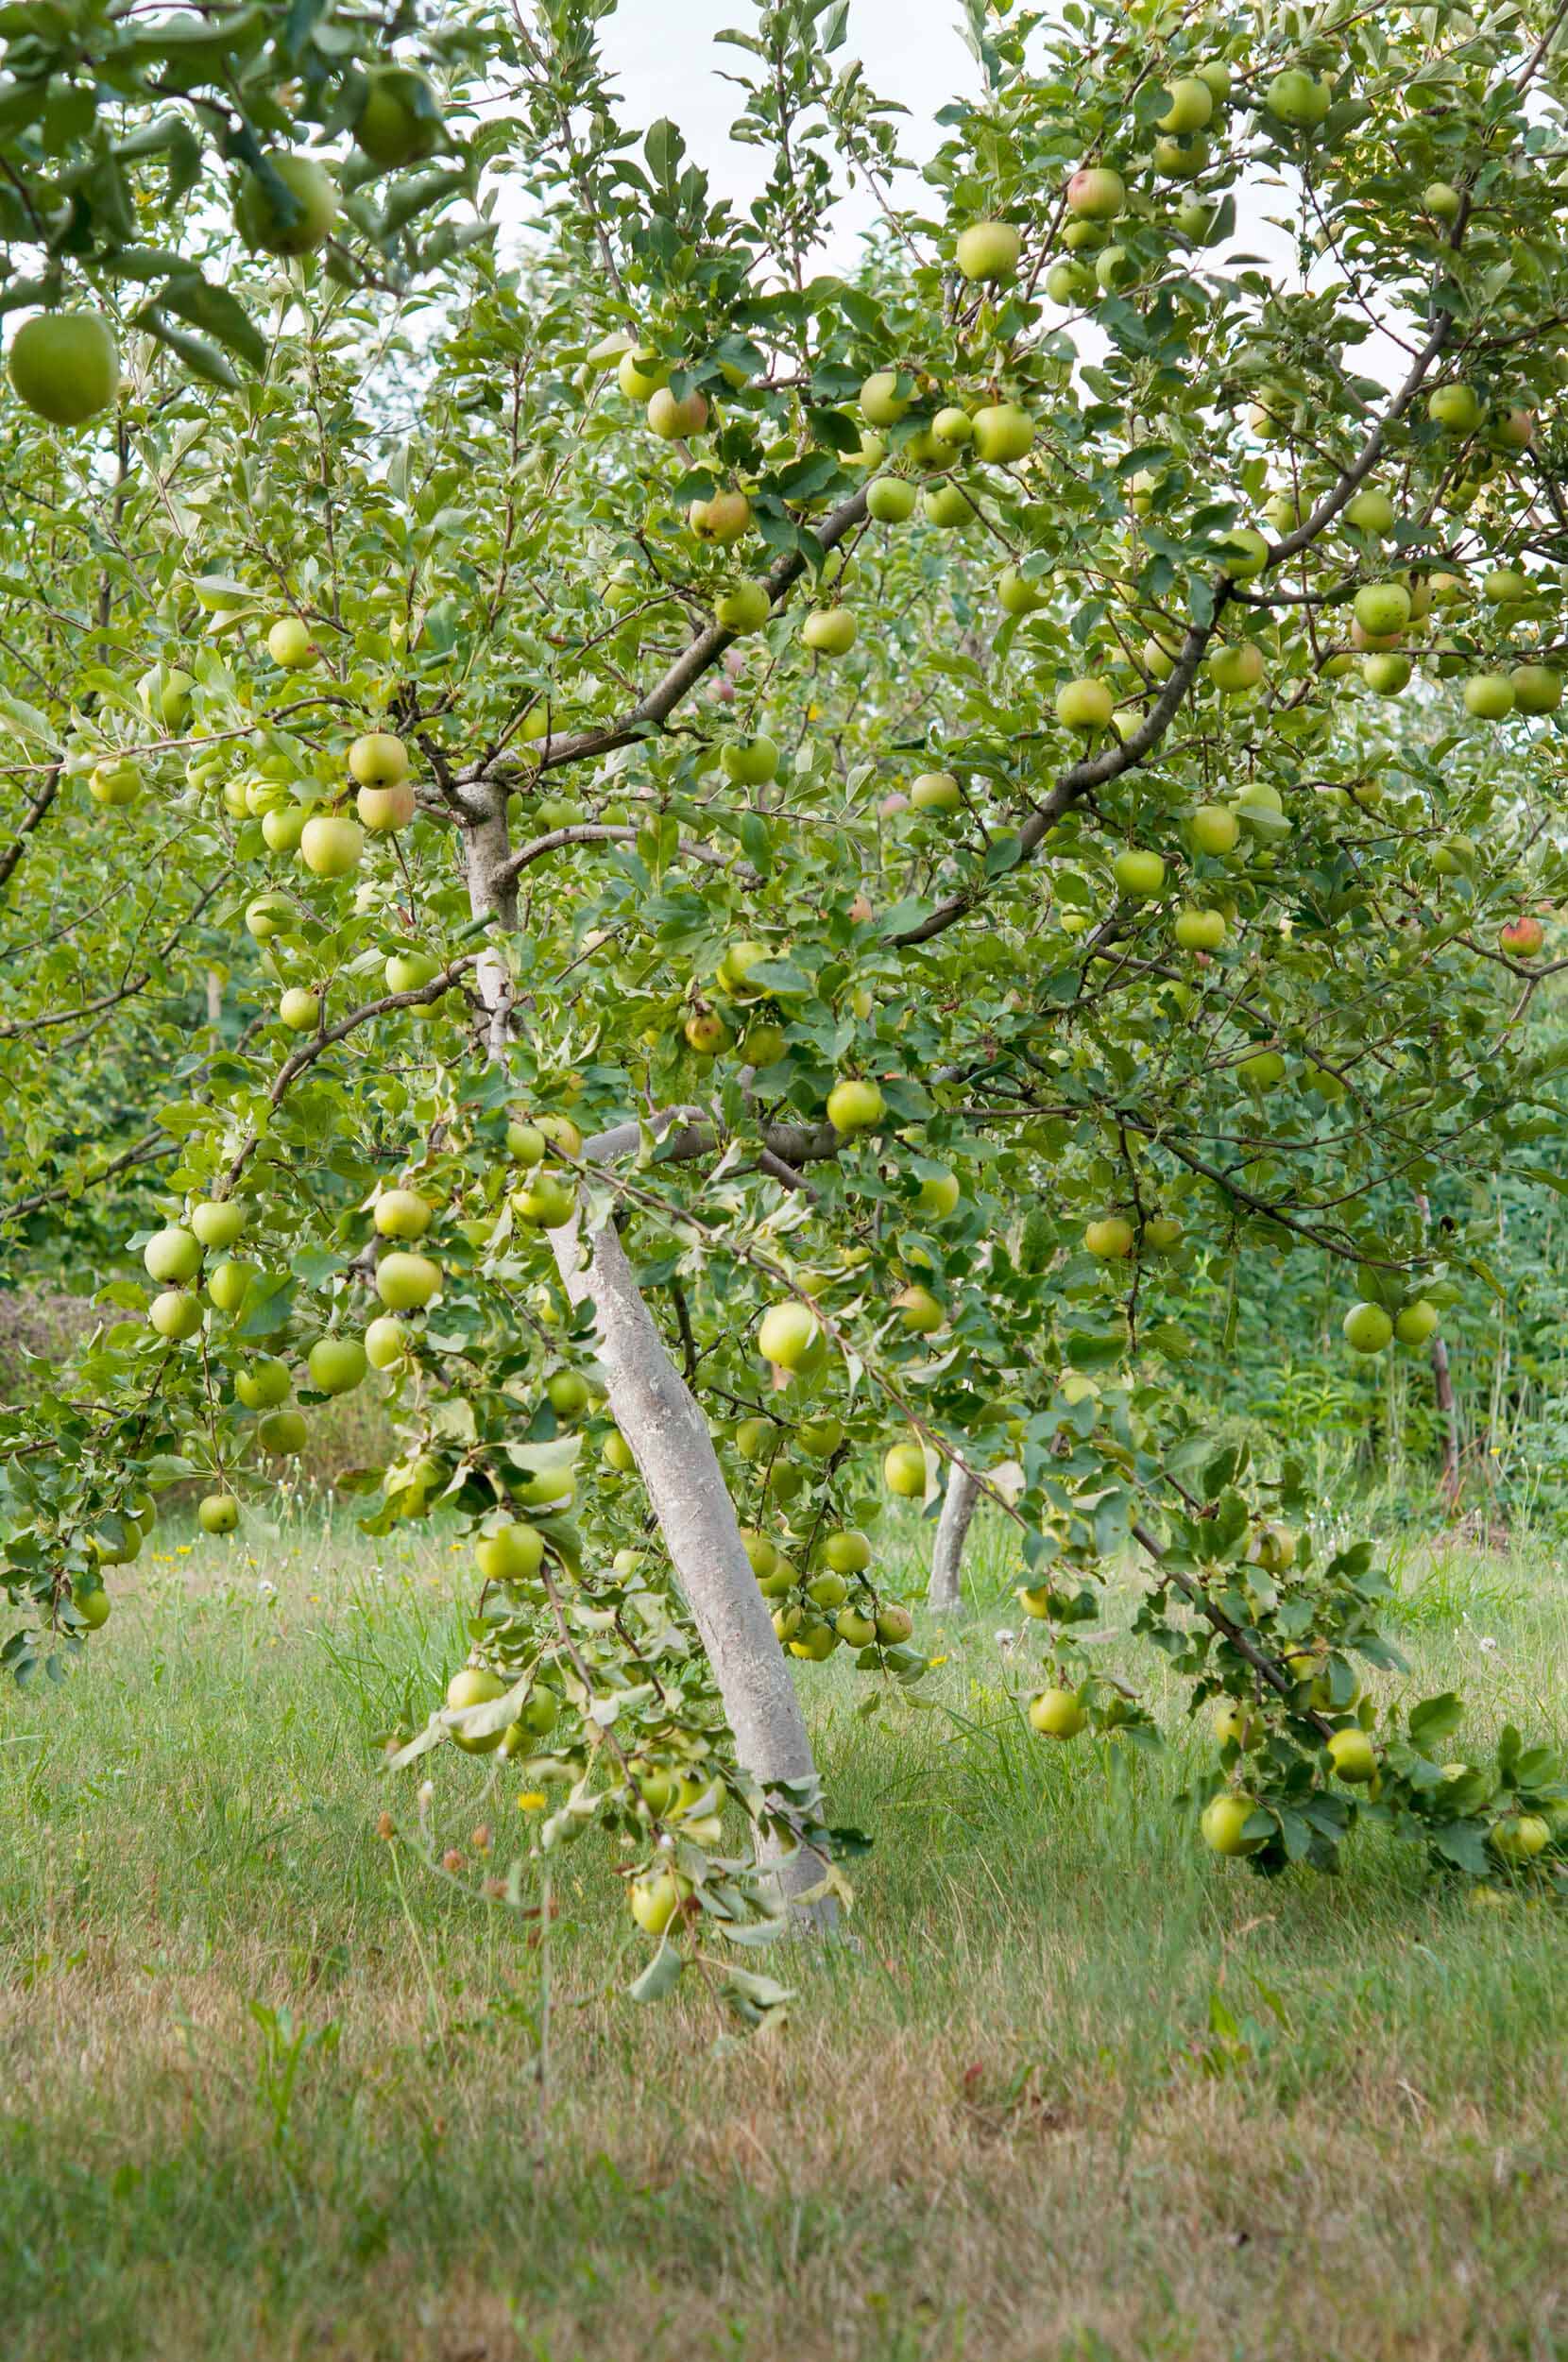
[2,1504,1566,2362]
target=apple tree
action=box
[5,0,1568,2000]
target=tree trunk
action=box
[929,1465,978,1614]
[1431,1330,1461,1507]
[461,797,832,1927]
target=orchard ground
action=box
[2,1506,1565,2362]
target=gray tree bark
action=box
[464,798,833,1926]
[929,1465,979,1614]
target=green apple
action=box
[236,1359,291,1409]
[279,987,320,1032]
[308,1335,367,1394]
[349,732,409,788]
[1354,583,1410,637]
[1393,1299,1440,1346]
[365,1315,407,1369]
[1264,68,1331,129]
[1428,382,1483,434]
[860,371,911,426]
[1190,803,1239,855]
[1056,677,1114,730]
[1362,652,1412,694]
[875,1603,914,1643]
[1236,1048,1286,1088]
[375,1252,441,1310]
[1342,1301,1393,1354]
[1210,642,1265,695]
[374,1188,433,1240]
[1463,674,1515,720]
[446,1666,508,1754]
[715,579,771,633]
[358,778,416,831]
[474,1522,544,1582]
[758,1302,820,1369]
[1201,1793,1264,1855]
[910,769,961,812]
[647,386,707,438]
[722,734,778,784]
[1065,166,1126,220]
[823,1528,872,1574]
[207,1259,254,1314]
[922,482,972,527]
[8,311,120,428]
[1084,1215,1134,1258]
[617,348,668,401]
[355,67,441,168]
[300,815,364,878]
[235,154,338,255]
[802,608,856,655]
[866,475,917,524]
[197,1493,240,1536]
[149,1291,203,1341]
[827,1076,884,1133]
[972,402,1033,464]
[1113,848,1166,899]
[883,1441,927,1497]
[1029,1687,1087,1738]
[191,1199,246,1251]
[956,220,1021,282]
[144,1225,202,1285]
[918,1169,960,1217]
[266,616,315,670]
[1174,906,1226,951]
[258,1408,308,1456]
[1511,664,1561,714]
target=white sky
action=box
[596,0,979,268]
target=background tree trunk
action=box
[929,1466,978,1614]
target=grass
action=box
[2,1501,1566,2362]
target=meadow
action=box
[1,1503,1564,2362]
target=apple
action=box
[893,1284,944,1333]
[1424,180,1461,222]
[910,770,961,812]
[1065,166,1126,220]
[617,347,667,401]
[149,1291,203,1341]
[1500,915,1544,956]
[758,1302,820,1368]
[246,895,293,942]
[1327,1728,1376,1782]
[741,1021,787,1067]
[802,608,856,656]
[475,1522,544,1582]
[1159,75,1214,133]
[876,1603,914,1643]
[690,489,750,542]
[358,778,416,830]
[629,1868,692,1933]
[1511,665,1561,714]
[824,1529,872,1575]
[546,1369,589,1420]
[512,1174,574,1226]
[266,617,315,669]
[1237,1049,1286,1088]
[836,1607,878,1648]
[1213,1700,1265,1752]
[998,566,1047,616]
[355,67,441,168]
[1491,1813,1550,1862]
[258,1408,308,1455]
[236,1358,291,1409]
[1176,199,1215,241]
[1483,568,1531,605]
[1342,486,1394,533]
[1201,1794,1264,1856]
[198,1493,240,1536]
[1084,1215,1134,1258]
[1428,382,1482,434]
[365,1315,407,1369]
[933,406,973,447]
[300,815,364,878]
[1095,245,1138,293]
[1190,804,1239,855]
[956,220,1020,282]
[89,761,139,809]
[9,311,121,428]
[376,1252,441,1310]
[1046,259,1096,305]
[647,385,707,438]
[883,1442,927,1498]
[1113,848,1166,899]
[1342,1301,1393,1354]
[684,1007,730,1055]
[386,950,441,994]
[1153,131,1209,180]
[798,1414,843,1458]
[918,1169,960,1218]
[447,1666,508,1754]
[349,732,409,789]
[1463,674,1515,720]
[603,1429,636,1473]
[1056,677,1113,730]
[1354,583,1411,637]
[279,986,320,1032]
[235,154,338,255]
[191,1199,246,1250]
[867,475,918,524]
[1174,906,1226,951]
[922,483,973,527]
[722,734,778,784]
[145,1225,202,1285]
[1209,642,1264,696]
[741,1529,778,1578]
[1264,68,1331,129]
[972,402,1034,464]
[1362,652,1412,694]
[860,371,911,426]
[75,1584,111,1630]
[308,1335,367,1395]
[716,579,771,633]
[1219,527,1269,580]
[374,1188,433,1240]
[827,1076,884,1133]
[207,1260,254,1314]
[1029,1687,1087,1739]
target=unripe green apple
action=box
[1428,382,1483,434]
[1029,1687,1087,1739]
[882,1441,927,1498]
[258,1408,308,1456]
[1394,1299,1440,1346]
[629,1868,691,1933]
[88,761,139,809]
[955,219,1021,282]
[512,1174,574,1227]
[1189,803,1239,855]
[8,311,120,428]
[824,1528,872,1575]
[893,1284,944,1333]
[715,578,771,633]
[1354,583,1411,637]
[1264,68,1331,129]
[1511,664,1561,713]
[235,154,338,255]
[910,770,961,812]
[1342,1301,1393,1354]
[647,385,707,438]
[1327,1727,1376,1783]
[932,406,973,447]
[1065,165,1126,220]
[300,814,364,878]
[1342,486,1394,533]
[802,608,856,655]
[1213,1700,1266,1752]
[1362,652,1412,695]
[1056,676,1113,730]
[1218,527,1269,580]
[836,1607,878,1648]
[374,1188,433,1241]
[741,1021,788,1068]
[375,1252,441,1311]
[918,1168,961,1218]
[1174,906,1226,951]
[198,1493,241,1536]
[690,488,750,542]
[758,1302,820,1369]
[827,1076,884,1134]
[866,475,917,523]
[279,986,320,1032]
[1095,245,1136,293]
[1159,76,1214,133]
[355,67,441,168]
[236,1358,291,1409]
[308,1335,368,1395]
[922,482,973,527]
[683,1007,729,1056]
[207,1260,255,1314]
[1237,1048,1286,1089]
[365,1315,407,1369]
[349,732,409,788]
[1152,131,1209,180]
[1424,180,1461,222]
[722,733,778,784]
[1482,568,1531,605]
[447,1666,508,1753]
[617,347,668,401]
[1113,848,1166,899]
[875,1602,914,1643]
[357,778,416,831]
[1084,1214,1134,1258]
[1046,259,1096,305]
[602,1428,636,1473]
[971,402,1034,464]
[1463,674,1515,720]
[475,1522,544,1582]
[860,371,911,426]
[1201,1793,1263,1856]
[145,1225,202,1285]
[546,1369,589,1420]
[266,616,315,670]
[264,807,307,855]
[149,1291,203,1341]
[998,565,1048,615]
[1210,641,1265,694]
[1491,1813,1549,1861]
[386,950,441,995]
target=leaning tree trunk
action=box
[463,796,833,1926]
[928,1466,979,1614]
